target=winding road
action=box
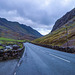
[15,42,75,75]
[0,42,75,75]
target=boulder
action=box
[13,45,20,50]
[5,46,12,50]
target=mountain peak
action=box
[51,8,75,32]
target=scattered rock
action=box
[13,45,20,50]
[0,43,2,46]
[5,46,12,50]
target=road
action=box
[15,42,75,75]
[0,59,18,75]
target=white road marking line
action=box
[41,50,70,63]
[17,63,20,67]
[22,46,26,58]
[17,45,26,67]
[23,55,24,58]
[49,53,70,63]
[14,72,16,75]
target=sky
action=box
[0,0,75,35]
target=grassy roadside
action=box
[0,37,27,42]
[0,37,29,49]
[0,37,27,60]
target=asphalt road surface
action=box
[0,59,18,75]
[15,42,75,75]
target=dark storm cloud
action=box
[0,0,75,35]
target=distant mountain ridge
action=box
[51,8,75,32]
[0,17,42,40]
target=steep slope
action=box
[33,9,75,48]
[0,17,42,40]
[52,8,75,32]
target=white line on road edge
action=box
[14,72,16,75]
[17,45,26,67]
[49,53,70,63]
[13,44,26,75]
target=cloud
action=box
[0,0,75,35]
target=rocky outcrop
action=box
[51,8,75,32]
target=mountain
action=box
[0,17,42,40]
[51,8,75,32]
[33,8,75,48]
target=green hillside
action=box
[33,17,75,47]
[0,17,42,40]
[0,37,28,44]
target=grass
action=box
[0,37,29,49]
[0,37,28,43]
[0,46,4,49]
[33,19,75,47]
[0,37,16,41]
[0,25,9,30]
